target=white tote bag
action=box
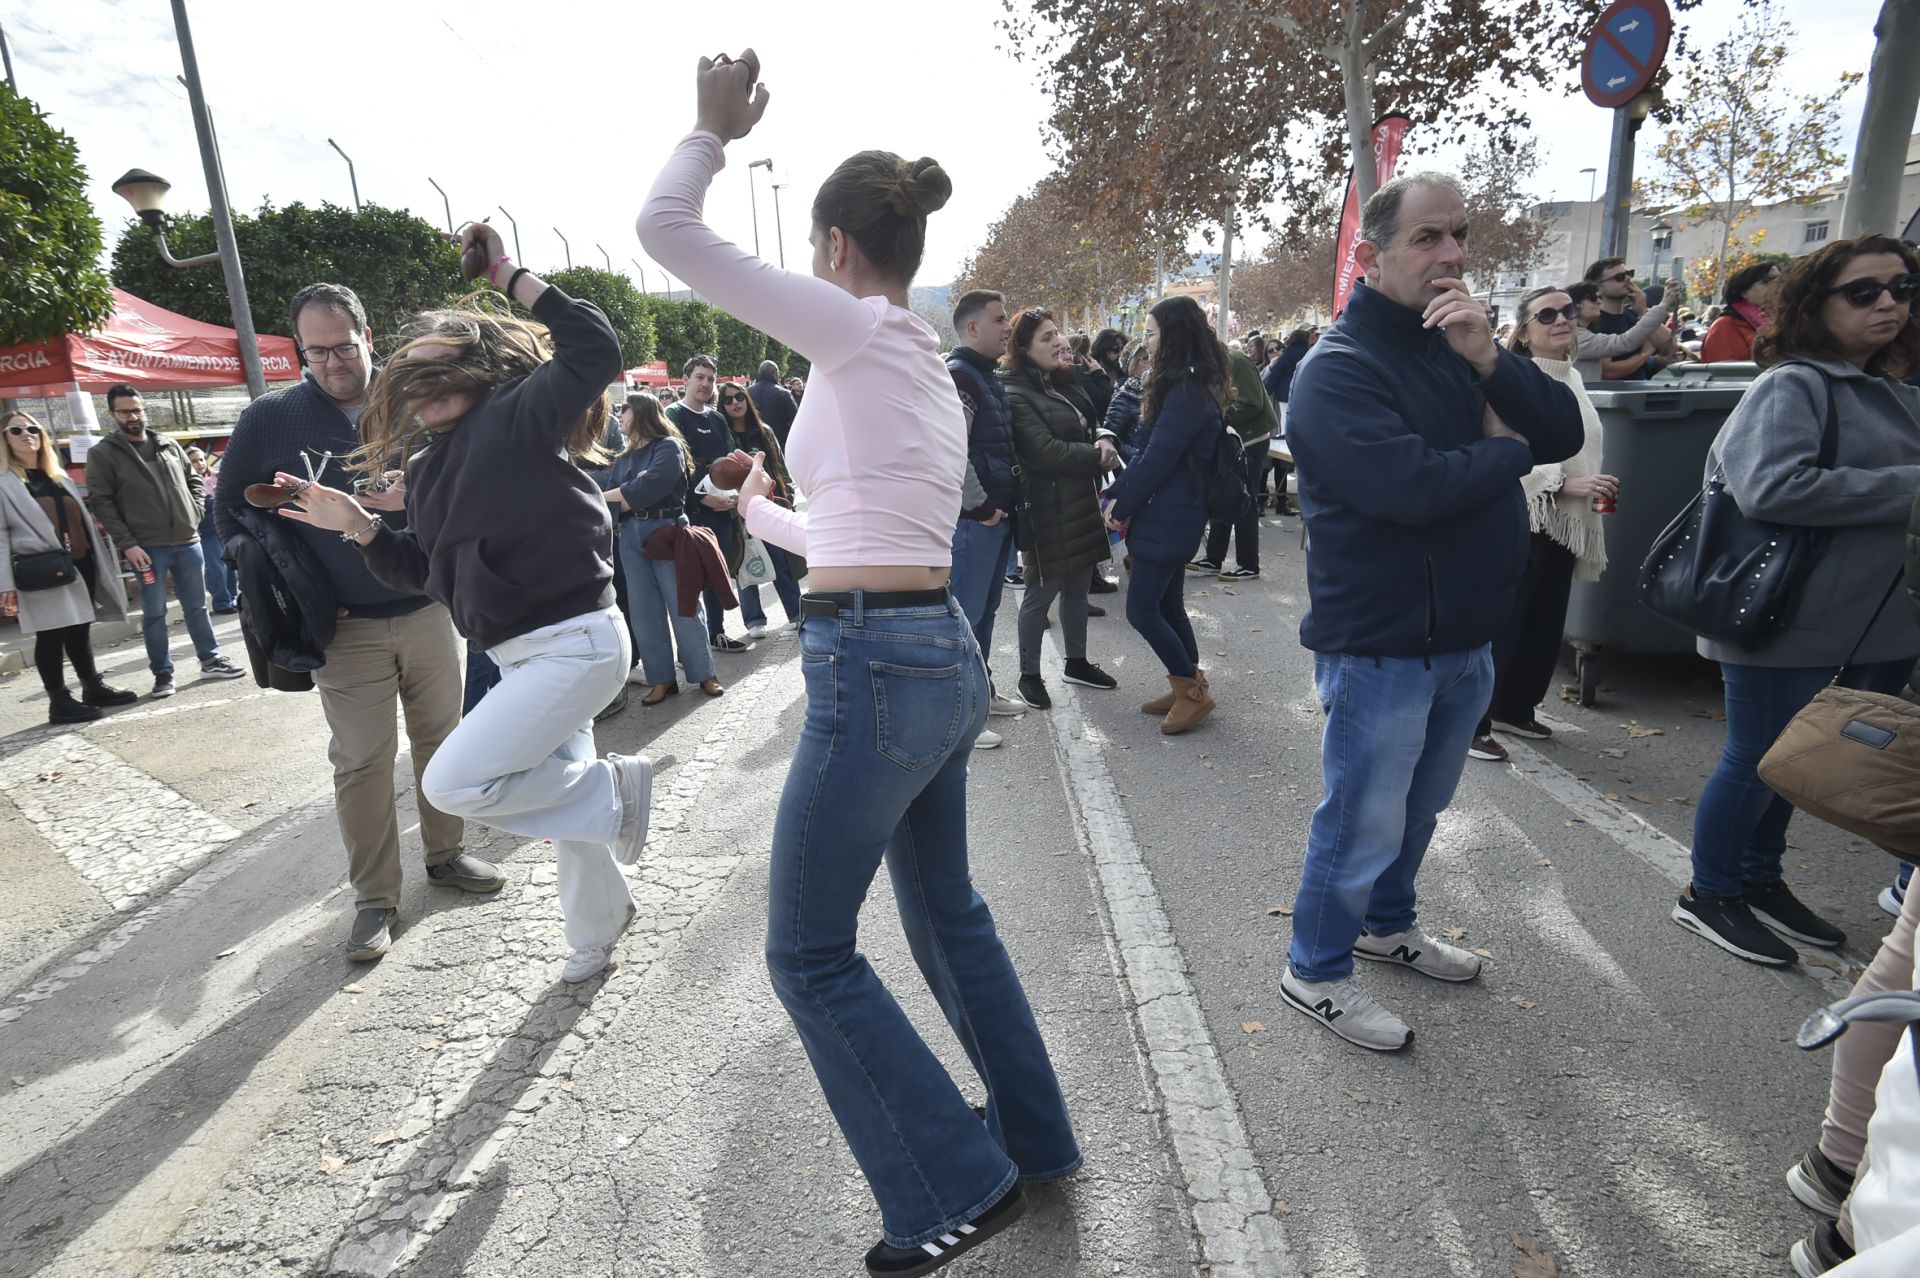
[737,534,775,589]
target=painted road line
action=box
[1039,634,1298,1278]
[1502,739,1869,996]
[0,734,241,912]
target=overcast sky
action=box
[4,0,1908,293]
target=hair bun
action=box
[902,158,951,217]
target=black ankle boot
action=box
[48,692,104,724]
[81,679,139,708]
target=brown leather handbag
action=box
[1759,573,1920,858]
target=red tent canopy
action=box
[0,288,300,395]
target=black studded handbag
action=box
[1637,363,1838,652]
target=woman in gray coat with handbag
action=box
[1672,236,1920,969]
[1,411,137,723]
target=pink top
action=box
[638,131,965,567]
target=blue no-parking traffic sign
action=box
[1582,0,1672,110]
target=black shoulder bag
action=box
[1637,363,1837,651]
[12,486,80,592]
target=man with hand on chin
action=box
[1280,172,1584,1052]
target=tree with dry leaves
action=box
[1642,0,1857,288]
[953,173,1156,328]
[1459,138,1553,285]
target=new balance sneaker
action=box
[1061,659,1117,690]
[1353,927,1483,982]
[1468,734,1509,762]
[1786,1148,1853,1219]
[1017,675,1051,710]
[864,1183,1026,1277]
[199,655,246,680]
[1789,1220,1853,1277]
[1745,880,1846,949]
[973,728,1004,750]
[1279,968,1413,1052]
[989,692,1028,716]
[1491,716,1552,739]
[1671,887,1797,965]
[608,754,654,866]
[563,902,635,984]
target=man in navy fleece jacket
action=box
[1280,173,1583,1052]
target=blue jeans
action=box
[739,540,801,626]
[1288,647,1494,983]
[1690,658,1917,898]
[949,517,1012,677]
[1124,554,1199,678]
[137,542,221,675]
[768,595,1080,1247]
[198,516,236,609]
[618,518,717,685]
[463,642,501,713]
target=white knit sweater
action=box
[1518,357,1608,582]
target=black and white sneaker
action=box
[1786,1148,1853,1219]
[1671,887,1797,966]
[1468,735,1509,762]
[1279,967,1412,1052]
[1062,659,1117,690]
[1017,675,1051,710]
[151,672,176,699]
[1789,1220,1854,1277]
[1491,716,1552,740]
[1088,574,1119,594]
[710,634,752,653]
[1218,566,1260,581]
[199,655,246,680]
[1745,880,1846,949]
[1185,558,1220,575]
[864,1184,1027,1277]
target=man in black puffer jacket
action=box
[947,289,1023,732]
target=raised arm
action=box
[1577,304,1669,360]
[639,131,877,372]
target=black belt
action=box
[624,505,683,520]
[800,588,950,618]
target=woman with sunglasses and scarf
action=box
[716,380,802,631]
[1672,235,1920,971]
[640,50,1078,1276]
[1465,288,1619,763]
[1,412,138,722]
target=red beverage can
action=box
[139,567,157,585]
[1591,493,1616,514]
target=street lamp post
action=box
[114,0,266,399]
[630,257,648,294]
[427,177,452,233]
[597,243,611,272]
[747,158,772,259]
[497,206,521,262]
[326,138,360,212]
[1,20,16,91]
[770,181,788,269]
[554,229,571,270]
[1579,166,1598,275]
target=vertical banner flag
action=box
[1331,113,1412,317]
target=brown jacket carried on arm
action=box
[642,522,738,619]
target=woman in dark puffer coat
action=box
[1002,307,1118,709]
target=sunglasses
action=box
[1825,273,1920,308]
[1530,303,1580,326]
[5,424,42,437]
[719,394,746,405]
[1604,270,1634,284]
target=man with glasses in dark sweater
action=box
[216,283,502,962]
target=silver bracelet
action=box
[341,517,382,543]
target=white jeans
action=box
[422,607,634,949]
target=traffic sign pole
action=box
[1597,103,1644,262]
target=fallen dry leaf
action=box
[1536,858,1552,867]
[1265,905,1294,917]
[1604,792,1622,801]
[1473,948,1495,960]
[1599,747,1627,759]
[214,943,245,959]
[371,1130,398,1147]
[1629,793,1657,805]
[1272,1199,1294,1215]
[1510,1227,1560,1277]
[340,983,364,995]
[1241,1021,1266,1034]
[1625,721,1665,739]
[10,1076,25,1087]
[1345,1089,1372,1103]
[301,938,317,948]
[319,1156,347,1175]
[1692,707,1727,721]
[1443,927,1468,941]
[418,1039,443,1051]
[1509,996,1538,1010]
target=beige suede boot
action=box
[1159,675,1216,734]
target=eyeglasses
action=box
[111,407,146,418]
[300,341,363,364]
[1825,273,1920,308]
[5,424,42,437]
[1530,303,1580,326]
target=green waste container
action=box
[1562,379,1754,705]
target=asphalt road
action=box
[0,519,1904,1278]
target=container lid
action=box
[1585,383,1750,414]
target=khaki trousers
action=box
[312,605,465,910]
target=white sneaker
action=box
[746,621,768,640]
[1280,968,1413,1052]
[563,902,636,983]
[989,693,1028,716]
[607,754,653,865]
[974,728,1004,750]
[625,665,649,685]
[1352,928,1483,982]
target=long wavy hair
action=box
[1142,296,1228,425]
[716,380,773,450]
[353,292,609,475]
[619,392,694,479]
[2,411,64,481]
[1754,234,1920,378]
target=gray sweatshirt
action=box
[1572,303,1667,383]
[1699,357,1920,668]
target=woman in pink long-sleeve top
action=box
[638,52,1079,1277]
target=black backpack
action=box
[1202,420,1254,522]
